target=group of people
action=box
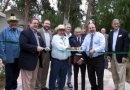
[0,14,129,90]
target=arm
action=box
[0,30,6,60]
[123,31,129,58]
[81,36,87,52]
[94,34,105,53]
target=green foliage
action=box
[93,0,130,32]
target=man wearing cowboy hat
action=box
[0,14,21,90]
[49,24,71,90]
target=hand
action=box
[2,60,6,65]
[77,58,83,65]
[71,47,76,50]
[37,46,44,52]
[122,57,128,63]
[45,47,50,51]
[89,49,95,56]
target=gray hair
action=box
[112,19,120,23]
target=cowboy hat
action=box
[55,24,65,32]
[7,13,19,22]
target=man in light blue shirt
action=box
[81,23,105,90]
[0,14,21,90]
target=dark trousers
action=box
[87,55,105,90]
[74,63,86,90]
[49,58,68,90]
[5,58,20,90]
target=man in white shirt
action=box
[49,24,71,90]
[81,23,105,90]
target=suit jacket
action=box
[38,28,52,62]
[108,28,129,63]
[19,28,45,71]
[69,34,87,64]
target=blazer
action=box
[69,34,87,63]
[108,28,129,63]
[19,28,45,71]
[38,28,52,61]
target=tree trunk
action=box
[85,0,94,26]
[2,0,10,12]
[63,0,71,24]
[24,0,30,29]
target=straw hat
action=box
[7,14,19,22]
[55,24,65,32]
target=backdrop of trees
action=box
[0,0,130,32]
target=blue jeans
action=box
[67,64,72,84]
[49,58,68,90]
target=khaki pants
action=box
[21,61,39,90]
[126,61,130,83]
[35,52,50,90]
[111,54,126,90]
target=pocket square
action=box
[118,35,122,37]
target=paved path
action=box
[16,69,117,90]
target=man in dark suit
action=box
[69,27,86,90]
[19,18,45,90]
[108,19,129,90]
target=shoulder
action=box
[119,28,128,34]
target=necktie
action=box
[89,34,94,50]
[77,37,81,45]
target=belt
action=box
[52,58,68,62]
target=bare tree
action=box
[24,0,30,29]
[85,0,94,26]
[2,0,10,12]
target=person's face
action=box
[43,20,51,30]
[112,21,120,30]
[29,20,39,30]
[57,29,65,36]
[101,28,106,34]
[9,20,18,28]
[74,29,82,37]
[65,24,71,33]
[88,24,96,33]
[82,29,86,34]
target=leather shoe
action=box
[67,83,73,88]
[41,87,49,90]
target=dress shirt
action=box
[51,34,71,60]
[65,33,72,38]
[43,29,51,47]
[81,32,105,57]
[112,29,119,51]
[0,27,21,63]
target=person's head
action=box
[100,28,106,34]
[42,19,51,30]
[29,18,39,30]
[88,23,96,33]
[81,28,86,34]
[65,23,72,34]
[7,14,18,28]
[112,19,120,30]
[74,27,82,37]
[56,24,65,36]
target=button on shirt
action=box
[51,34,71,60]
[112,29,119,51]
[81,32,105,57]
